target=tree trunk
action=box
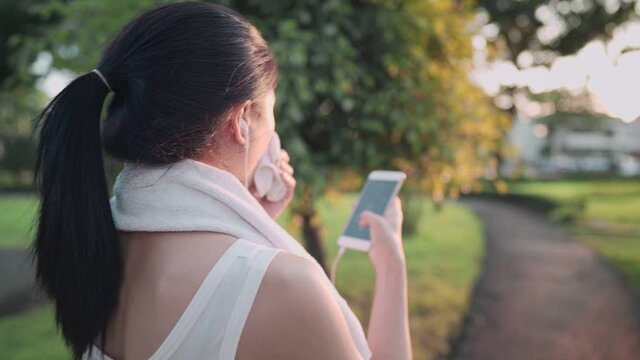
[301,211,327,274]
[400,189,424,237]
[495,85,517,180]
[295,186,328,274]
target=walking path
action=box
[0,249,44,316]
[453,198,640,360]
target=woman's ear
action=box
[229,100,253,145]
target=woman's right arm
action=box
[360,197,413,360]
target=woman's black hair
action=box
[31,2,278,358]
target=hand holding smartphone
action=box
[338,171,406,252]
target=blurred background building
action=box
[507,112,640,177]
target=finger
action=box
[385,197,401,217]
[359,210,383,227]
[359,211,372,227]
[281,172,296,188]
[281,172,296,201]
[281,162,294,175]
[280,149,290,162]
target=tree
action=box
[13,0,508,270]
[479,0,637,62]
[477,0,638,109]
[223,0,508,265]
[0,0,49,136]
[0,0,54,182]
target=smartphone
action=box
[338,170,406,252]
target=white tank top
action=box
[82,238,283,360]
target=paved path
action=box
[0,249,45,316]
[453,198,640,360]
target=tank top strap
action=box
[217,240,282,359]
[149,239,257,360]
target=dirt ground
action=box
[0,249,44,316]
[452,198,640,360]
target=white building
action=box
[507,112,640,177]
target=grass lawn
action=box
[0,193,484,360]
[507,179,640,294]
[508,179,640,224]
[0,194,39,249]
[580,234,640,292]
[0,305,70,359]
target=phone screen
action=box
[343,179,400,241]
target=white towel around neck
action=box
[108,157,372,360]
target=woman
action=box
[32,2,411,359]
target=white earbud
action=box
[240,118,249,144]
[241,118,250,188]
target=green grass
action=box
[0,305,70,360]
[586,196,640,225]
[1,193,483,360]
[0,194,39,249]
[507,179,640,294]
[508,180,640,224]
[580,234,640,293]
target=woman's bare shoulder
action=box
[235,251,363,360]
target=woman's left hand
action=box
[256,149,296,219]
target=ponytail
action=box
[31,70,123,359]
